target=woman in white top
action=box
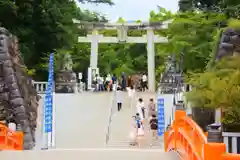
[116,86,122,111]
[106,74,112,92]
[127,85,135,108]
[136,98,145,120]
[129,116,138,146]
[128,85,135,97]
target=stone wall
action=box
[0,28,40,149]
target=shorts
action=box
[151,130,158,138]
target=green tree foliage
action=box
[177,0,240,127]
[185,56,240,126]
[0,0,113,80]
[0,1,169,81]
[178,0,240,18]
[178,0,194,12]
[150,9,226,73]
[78,0,114,5]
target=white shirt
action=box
[128,88,135,98]
[97,76,101,84]
[142,75,147,82]
[136,102,145,119]
[101,77,105,84]
[106,75,111,81]
[116,90,122,103]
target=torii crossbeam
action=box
[73,19,169,92]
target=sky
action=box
[76,0,179,22]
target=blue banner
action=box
[44,53,54,133]
[157,98,165,136]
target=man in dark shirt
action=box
[112,74,117,84]
[149,114,158,146]
[111,74,117,91]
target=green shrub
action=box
[228,19,240,30]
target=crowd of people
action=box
[129,98,158,147]
[114,86,158,147]
[93,72,148,92]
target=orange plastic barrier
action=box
[0,123,23,150]
[164,110,240,160]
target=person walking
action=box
[121,72,126,91]
[129,116,138,146]
[116,86,123,111]
[136,113,145,148]
[141,73,148,92]
[94,74,99,92]
[136,98,145,119]
[112,74,117,91]
[106,74,111,91]
[148,98,156,118]
[128,85,135,108]
[98,76,104,91]
[149,114,158,147]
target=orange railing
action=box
[164,110,240,160]
[0,123,23,150]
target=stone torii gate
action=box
[73,19,168,92]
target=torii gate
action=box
[73,19,168,92]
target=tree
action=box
[178,0,240,18]
[0,0,113,80]
[150,9,226,73]
[78,0,114,5]
[178,0,194,12]
[186,55,240,131]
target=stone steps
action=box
[1,148,178,160]
[107,139,164,149]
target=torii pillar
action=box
[90,29,99,69]
[147,29,155,92]
[87,29,99,90]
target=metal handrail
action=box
[105,91,116,146]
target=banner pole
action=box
[51,91,56,148]
[42,53,54,149]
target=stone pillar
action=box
[90,29,99,68]
[147,29,155,92]
[88,29,99,89]
[215,108,221,124]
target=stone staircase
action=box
[107,138,164,149]
[107,92,164,149]
[1,148,178,160]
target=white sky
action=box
[76,0,179,22]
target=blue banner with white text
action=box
[44,53,54,133]
[157,98,165,136]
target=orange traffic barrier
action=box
[0,123,23,150]
[165,110,240,160]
